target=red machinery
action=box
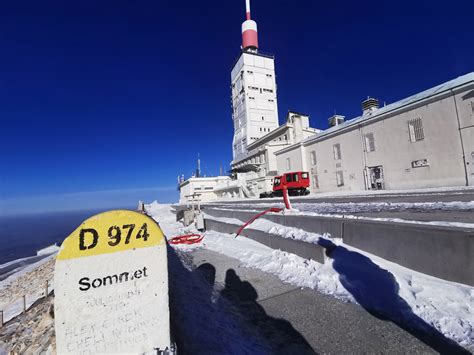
[260,171,311,198]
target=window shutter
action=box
[365,133,375,152]
[408,118,424,142]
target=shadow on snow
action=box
[318,238,469,354]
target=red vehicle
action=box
[260,171,311,198]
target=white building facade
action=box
[231,0,279,161]
[215,112,319,199]
[178,0,473,205]
[178,176,231,205]
[275,73,474,193]
[231,51,279,161]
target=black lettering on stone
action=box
[79,277,91,291]
[79,228,99,250]
[119,272,129,283]
[103,274,119,286]
[92,278,103,288]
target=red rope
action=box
[235,207,283,237]
[172,205,285,243]
[169,234,204,245]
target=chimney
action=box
[362,97,379,115]
[328,114,345,128]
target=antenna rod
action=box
[246,0,251,20]
[197,153,201,178]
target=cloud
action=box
[0,186,178,216]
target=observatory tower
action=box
[231,0,279,161]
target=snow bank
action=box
[212,185,474,203]
[146,202,474,349]
[203,214,328,244]
[215,200,474,213]
[36,244,59,256]
[0,246,58,284]
[210,203,474,229]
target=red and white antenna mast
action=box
[241,0,259,51]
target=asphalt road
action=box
[204,189,474,224]
[185,248,471,354]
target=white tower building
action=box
[231,0,279,161]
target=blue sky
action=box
[1,0,473,215]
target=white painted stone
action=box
[54,210,171,354]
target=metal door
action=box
[368,166,385,190]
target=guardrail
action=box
[202,208,474,286]
[0,279,54,327]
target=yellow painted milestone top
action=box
[57,210,164,260]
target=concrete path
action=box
[187,248,468,354]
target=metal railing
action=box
[0,278,54,327]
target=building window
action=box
[266,74,272,77]
[336,171,344,187]
[310,151,317,165]
[333,144,342,160]
[364,133,376,152]
[286,158,291,170]
[312,175,319,189]
[408,117,424,142]
[284,134,288,140]
[263,89,273,93]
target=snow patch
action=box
[146,202,474,349]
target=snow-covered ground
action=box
[209,200,474,229]
[215,200,474,213]
[146,201,474,350]
[211,185,474,204]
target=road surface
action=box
[168,247,470,354]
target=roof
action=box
[302,72,474,145]
[179,176,231,187]
[231,49,275,71]
[246,123,291,150]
